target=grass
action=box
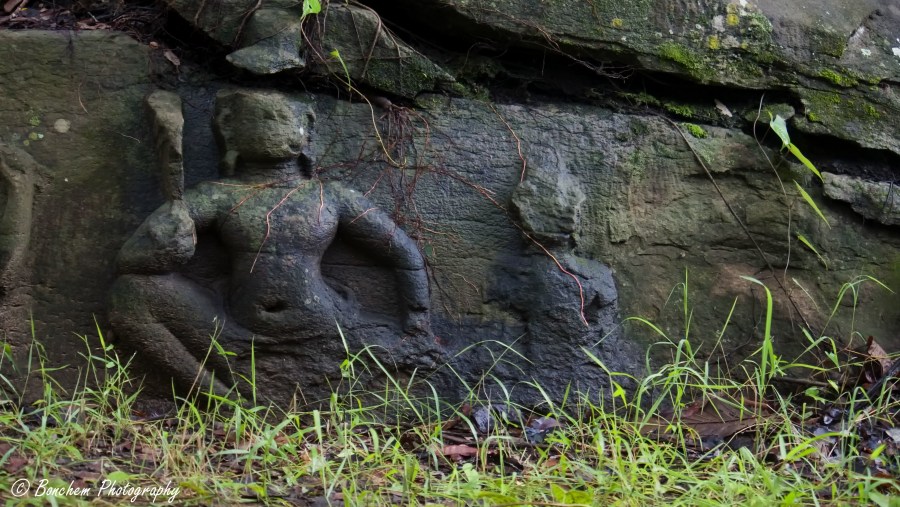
[0,277,898,506]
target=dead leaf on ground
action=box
[863,336,894,384]
[163,49,181,68]
[75,21,109,30]
[715,99,732,117]
[438,444,479,461]
[72,470,102,483]
[641,393,777,445]
[3,454,29,474]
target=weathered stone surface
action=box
[511,151,586,247]
[0,144,40,296]
[174,0,454,98]
[824,172,900,227]
[376,0,900,155]
[165,0,900,153]
[163,0,282,45]
[0,31,156,393]
[308,3,454,98]
[2,5,900,409]
[226,8,305,75]
[145,91,185,200]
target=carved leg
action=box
[0,145,37,296]
[108,273,257,397]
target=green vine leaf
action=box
[769,113,823,182]
[301,0,321,21]
[769,113,791,147]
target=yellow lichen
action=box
[611,18,624,28]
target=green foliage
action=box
[793,180,830,226]
[768,112,830,248]
[796,233,828,268]
[300,0,321,22]
[740,276,777,389]
[329,49,352,91]
[681,122,707,139]
[768,113,823,182]
[1,275,896,505]
[786,143,823,181]
[665,103,695,117]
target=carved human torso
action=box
[187,179,344,336]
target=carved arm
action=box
[0,145,37,294]
[333,184,431,335]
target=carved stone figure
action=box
[109,90,431,396]
[0,143,39,297]
[505,151,640,401]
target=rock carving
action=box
[507,153,640,399]
[0,143,39,296]
[109,90,431,396]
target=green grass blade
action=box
[796,233,828,268]
[740,276,775,387]
[794,180,830,227]
[787,143,823,181]
[330,49,352,89]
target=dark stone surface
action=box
[2,0,900,408]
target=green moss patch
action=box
[682,122,708,138]
[818,69,858,88]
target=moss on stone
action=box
[819,69,858,87]
[798,89,896,152]
[365,56,446,99]
[744,12,774,36]
[864,103,880,119]
[659,42,699,69]
[629,119,650,136]
[664,103,694,118]
[682,123,707,138]
[657,42,715,81]
[618,91,661,107]
[807,29,847,58]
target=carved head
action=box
[213,90,313,166]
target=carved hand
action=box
[115,200,197,274]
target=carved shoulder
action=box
[183,181,235,229]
